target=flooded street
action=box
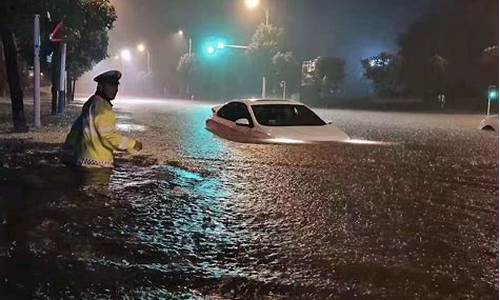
[1,98,498,299]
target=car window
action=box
[217,102,253,126]
[251,104,326,126]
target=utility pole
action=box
[262,76,266,98]
[281,80,286,99]
[57,43,67,114]
[33,14,41,128]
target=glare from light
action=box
[207,46,215,54]
[346,139,397,146]
[116,123,147,132]
[217,42,225,49]
[178,30,184,36]
[245,0,260,9]
[120,49,132,61]
[267,138,306,144]
[113,55,120,60]
[137,43,146,52]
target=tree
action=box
[0,0,32,131]
[427,54,449,94]
[177,53,198,97]
[246,23,285,80]
[398,0,498,99]
[361,52,402,97]
[272,51,300,94]
[0,0,116,129]
[316,56,346,96]
[64,0,116,103]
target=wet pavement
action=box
[0,98,498,299]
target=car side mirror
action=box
[235,118,250,127]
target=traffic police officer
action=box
[63,70,142,168]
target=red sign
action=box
[49,20,64,43]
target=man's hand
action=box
[133,141,143,151]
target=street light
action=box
[244,0,270,97]
[120,49,132,61]
[137,43,146,53]
[245,0,269,25]
[137,43,152,74]
[245,0,260,9]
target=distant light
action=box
[369,59,376,67]
[121,49,132,61]
[245,0,260,9]
[29,70,34,77]
[489,90,498,99]
[113,55,120,60]
[178,30,184,36]
[217,42,225,49]
[137,43,146,52]
[207,46,215,55]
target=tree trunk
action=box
[72,79,76,102]
[51,45,60,114]
[0,25,27,132]
[66,74,74,103]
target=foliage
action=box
[272,51,300,93]
[3,0,116,81]
[398,0,498,98]
[316,56,346,94]
[177,52,198,96]
[361,52,402,97]
[246,23,285,78]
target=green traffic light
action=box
[489,90,497,99]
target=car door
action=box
[215,102,253,137]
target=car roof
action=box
[230,98,305,106]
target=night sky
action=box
[90,0,450,96]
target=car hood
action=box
[262,124,350,142]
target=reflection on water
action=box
[0,101,497,299]
[116,123,147,132]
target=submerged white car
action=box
[206,99,350,143]
[478,115,499,132]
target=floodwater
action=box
[0,98,498,299]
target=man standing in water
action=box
[63,70,142,168]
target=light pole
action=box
[280,80,286,99]
[137,43,151,74]
[116,49,132,94]
[178,30,192,55]
[245,0,272,98]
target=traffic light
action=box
[488,85,498,101]
[202,37,227,58]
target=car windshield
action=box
[251,104,326,126]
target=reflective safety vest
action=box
[63,94,137,168]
